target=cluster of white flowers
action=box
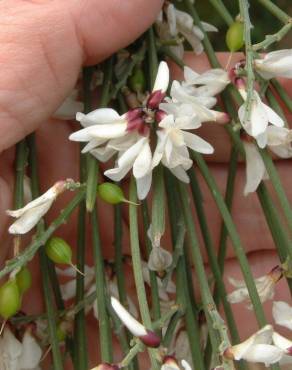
[156,2,217,58]
[70,61,229,199]
[0,327,42,370]
[235,49,292,194]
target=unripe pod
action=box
[226,21,244,52]
[0,279,21,319]
[45,237,72,265]
[97,183,138,206]
[16,266,32,294]
[129,67,146,93]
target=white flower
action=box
[53,89,84,120]
[69,108,130,154]
[273,301,292,330]
[224,325,284,367]
[0,327,42,370]
[254,50,292,79]
[272,332,292,365]
[156,4,217,59]
[152,114,213,182]
[243,127,292,194]
[183,66,230,97]
[243,141,268,195]
[227,266,282,307]
[237,80,284,146]
[163,80,229,124]
[110,296,160,347]
[7,180,68,234]
[104,136,153,200]
[266,126,292,158]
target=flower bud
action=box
[226,21,244,52]
[111,296,160,348]
[16,266,32,295]
[0,279,21,319]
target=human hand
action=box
[0,1,291,368]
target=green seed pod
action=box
[16,266,32,294]
[0,279,21,319]
[129,67,146,93]
[226,21,244,52]
[97,183,138,206]
[45,237,72,265]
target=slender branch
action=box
[253,22,292,51]
[208,0,234,25]
[91,207,113,362]
[256,0,292,24]
[129,177,159,369]
[27,134,64,370]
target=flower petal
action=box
[76,108,121,127]
[133,142,152,179]
[19,330,42,368]
[182,131,214,154]
[273,301,292,330]
[136,173,152,200]
[243,142,267,195]
[153,61,169,93]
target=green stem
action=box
[191,152,267,326]
[74,189,88,370]
[253,22,292,51]
[27,134,64,370]
[114,204,127,306]
[216,148,239,277]
[91,208,113,362]
[271,79,292,113]
[129,177,159,370]
[85,58,113,212]
[259,148,292,233]
[151,165,165,244]
[164,172,205,370]
[141,202,161,324]
[208,0,234,26]
[256,0,292,24]
[189,168,242,346]
[14,140,28,209]
[265,88,288,126]
[147,27,159,88]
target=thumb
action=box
[0,0,163,151]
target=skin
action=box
[0,0,290,368]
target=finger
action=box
[0,0,163,151]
